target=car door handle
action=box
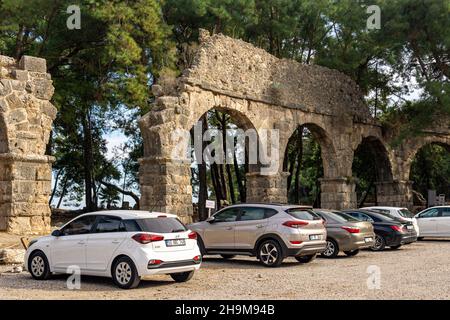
[112,240,120,244]
[256,225,264,228]
[77,241,85,245]
[226,226,233,230]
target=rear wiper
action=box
[172,228,185,233]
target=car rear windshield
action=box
[330,211,360,222]
[286,208,321,220]
[132,218,187,233]
[399,209,414,218]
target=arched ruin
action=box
[139,31,450,222]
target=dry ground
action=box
[1,239,449,300]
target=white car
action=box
[415,206,450,238]
[25,211,201,289]
[361,206,419,235]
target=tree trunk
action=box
[211,163,223,206]
[82,109,96,211]
[294,127,304,204]
[49,168,62,205]
[197,115,208,220]
[57,176,69,209]
[233,144,245,202]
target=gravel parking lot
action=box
[1,239,449,300]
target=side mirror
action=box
[206,216,216,223]
[51,229,62,237]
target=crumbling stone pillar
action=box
[0,55,56,234]
[376,180,413,209]
[246,172,289,203]
[320,177,357,210]
[139,157,193,223]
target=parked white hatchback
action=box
[361,206,419,235]
[25,211,201,289]
[415,206,450,238]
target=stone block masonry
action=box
[0,55,56,234]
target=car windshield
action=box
[331,211,360,222]
[286,208,321,220]
[134,218,187,233]
[399,209,414,218]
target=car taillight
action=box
[188,231,197,240]
[390,225,404,233]
[283,220,309,228]
[341,226,360,233]
[290,240,303,244]
[193,255,202,263]
[132,233,164,244]
[148,259,163,265]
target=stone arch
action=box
[402,136,450,181]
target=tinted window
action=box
[265,209,278,219]
[135,218,186,233]
[286,208,321,220]
[372,208,391,215]
[239,207,266,221]
[420,208,439,218]
[214,208,240,222]
[95,216,124,233]
[441,208,450,217]
[358,213,374,222]
[62,215,96,236]
[399,209,414,218]
[122,219,141,231]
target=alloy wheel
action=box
[323,240,336,257]
[260,243,278,265]
[31,256,45,277]
[115,262,132,285]
[373,235,383,250]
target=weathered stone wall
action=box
[0,55,56,234]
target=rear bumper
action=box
[286,241,327,257]
[387,234,417,246]
[340,234,375,251]
[142,263,201,276]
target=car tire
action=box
[321,239,339,258]
[417,237,424,241]
[171,271,195,282]
[112,256,140,289]
[295,254,316,263]
[370,235,386,251]
[258,239,284,267]
[344,249,360,256]
[197,236,207,256]
[220,254,236,259]
[28,251,51,280]
[390,245,402,250]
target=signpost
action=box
[205,200,215,218]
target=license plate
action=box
[407,225,413,230]
[309,234,321,240]
[364,237,373,243]
[165,239,186,247]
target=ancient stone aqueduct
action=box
[1,31,449,233]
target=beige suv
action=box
[188,204,327,267]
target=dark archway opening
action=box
[190,108,257,221]
[410,143,450,207]
[352,137,393,207]
[283,125,325,207]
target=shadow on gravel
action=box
[0,272,176,291]
[202,257,310,269]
